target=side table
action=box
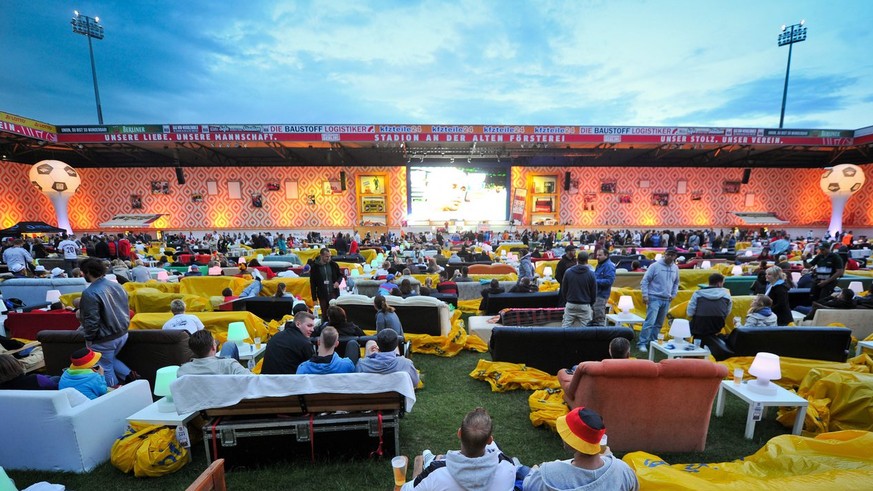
[715,380,808,439]
[648,341,709,361]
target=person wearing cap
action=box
[379,273,401,295]
[50,267,67,279]
[803,242,844,302]
[555,245,577,286]
[401,407,515,491]
[638,247,679,352]
[356,328,418,386]
[2,239,33,277]
[523,407,639,491]
[32,265,48,278]
[184,264,203,277]
[79,257,136,387]
[58,348,108,400]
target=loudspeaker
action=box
[564,172,571,191]
[741,168,751,184]
[175,167,186,185]
[340,171,347,191]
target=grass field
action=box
[6,347,791,490]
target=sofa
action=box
[702,326,852,363]
[489,326,634,375]
[801,309,873,341]
[455,280,517,302]
[482,291,561,315]
[557,358,728,452]
[331,294,451,336]
[468,263,517,275]
[38,329,194,392]
[0,278,88,307]
[0,380,152,472]
[354,277,421,297]
[232,296,296,322]
[4,309,80,340]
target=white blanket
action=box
[170,372,416,414]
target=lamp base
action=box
[156,397,177,413]
[746,379,778,395]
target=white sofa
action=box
[332,294,452,336]
[802,309,873,340]
[0,278,88,307]
[0,380,152,473]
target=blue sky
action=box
[1,0,871,129]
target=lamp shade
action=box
[848,281,863,295]
[749,352,781,381]
[153,365,179,397]
[668,319,691,341]
[617,295,634,313]
[156,270,169,281]
[701,260,712,270]
[791,272,801,284]
[731,266,744,276]
[208,266,223,275]
[45,289,62,304]
[363,264,372,273]
[350,269,360,277]
[227,322,248,344]
[257,254,264,262]
[543,266,553,278]
[238,256,247,264]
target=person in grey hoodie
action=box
[741,294,778,327]
[687,273,733,339]
[402,407,516,491]
[638,248,679,352]
[356,329,419,386]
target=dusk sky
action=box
[1,0,871,129]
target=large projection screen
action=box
[408,165,509,222]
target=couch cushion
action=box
[722,326,851,362]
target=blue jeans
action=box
[89,333,131,386]
[218,342,240,362]
[640,297,671,348]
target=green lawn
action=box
[7,348,791,490]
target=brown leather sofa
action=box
[37,329,194,393]
[558,358,728,452]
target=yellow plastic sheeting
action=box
[406,312,486,357]
[359,249,376,263]
[129,311,268,343]
[258,278,314,305]
[470,273,518,282]
[623,430,873,491]
[469,359,560,392]
[529,388,569,430]
[776,360,873,434]
[336,262,364,275]
[129,290,211,314]
[411,273,440,285]
[669,295,756,333]
[608,288,695,332]
[457,298,484,314]
[534,260,559,277]
[292,248,337,263]
[719,355,871,392]
[146,246,175,257]
[677,270,713,291]
[59,291,82,308]
[539,281,560,292]
[123,281,182,294]
[178,276,251,297]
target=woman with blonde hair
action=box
[743,294,778,327]
[765,266,792,325]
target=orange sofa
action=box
[468,263,517,275]
[557,358,727,453]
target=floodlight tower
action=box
[71,11,105,124]
[777,21,807,128]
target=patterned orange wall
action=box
[1,161,869,230]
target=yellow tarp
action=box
[405,312,487,357]
[457,298,484,314]
[129,311,268,343]
[129,289,211,313]
[359,249,376,263]
[534,260,559,277]
[669,295,756,333]
[677,269,714,291]
[718,355,872,392]
[336,262,364,275]
[529,388,568,430]
[470,273,518,281]
[178,276,250,297]
[776,357,873,434]
[59,292,82,308]
[539,280,560,292]
[469,359,560,392]
[123,281,181,294]
[258,278,314,305]
[292,248,337,264]
[608,288,695,332]
[623,430,873,490]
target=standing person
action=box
[555,245,577,286]
[590,248,616,326]
[261,311,316,375]
[517,249,535,281]
[78,258,136,386]
[803,243,844,302]
[57,234,80,276]
[560,251,597,327]
[765,266,793,326]
[309,248,343,316]
[2,239,33,277]
[523,407,639,491]
[638,247,679,352]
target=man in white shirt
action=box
[57,234,80,275]
[161,299,205,334]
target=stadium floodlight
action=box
[777,21,807,128]
[71,11,105,124]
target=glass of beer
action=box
[391,455,408,487]
[254,337,262,349]
[657,333,665,345]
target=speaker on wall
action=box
[340,171,347,191]
[175,167,186,185]
[741,168,751,184]
[564,171,571,191]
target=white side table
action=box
[605,313,645,328]
[648,341,709,361]
[715,380,808,439]
[238,343,266,362]
[791,310,806,325]
[856,340,873,357]
[127,397,198,426]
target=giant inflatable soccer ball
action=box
[29,160,82,194]
[819,164,865,196]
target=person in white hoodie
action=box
[741,294,778,327]
[402,407,516,491]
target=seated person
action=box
[177,330,249,376]
[261,311,316,374]
[379,273,401,295]
[218,287,238,311]
[420,276,435,296]
[402,407,515,491]
[630,260,643,272]
[297,327,356,374]
[796,268,814,289]
[162,299,205,334]
[447,252,462,264]
[804,288,857,320]
[375,294,404,336]
[688,273,732,340]
[398,278,418,297]
[437,271,459,295]
[566,337,629,375]
[314,305,365,338]
[184,264,202,276]
[356,329,419,386]
[509,277,539,293]
[0,354,58,390]
[375,261,391,278]
[479,279,505,311]
[274,282,292,298]
[523,407,639,491]
[239,269,264,298]
[454,266,476,283]
[749,270,768,295]
[59,348,108,400]
[740,294,777,327]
